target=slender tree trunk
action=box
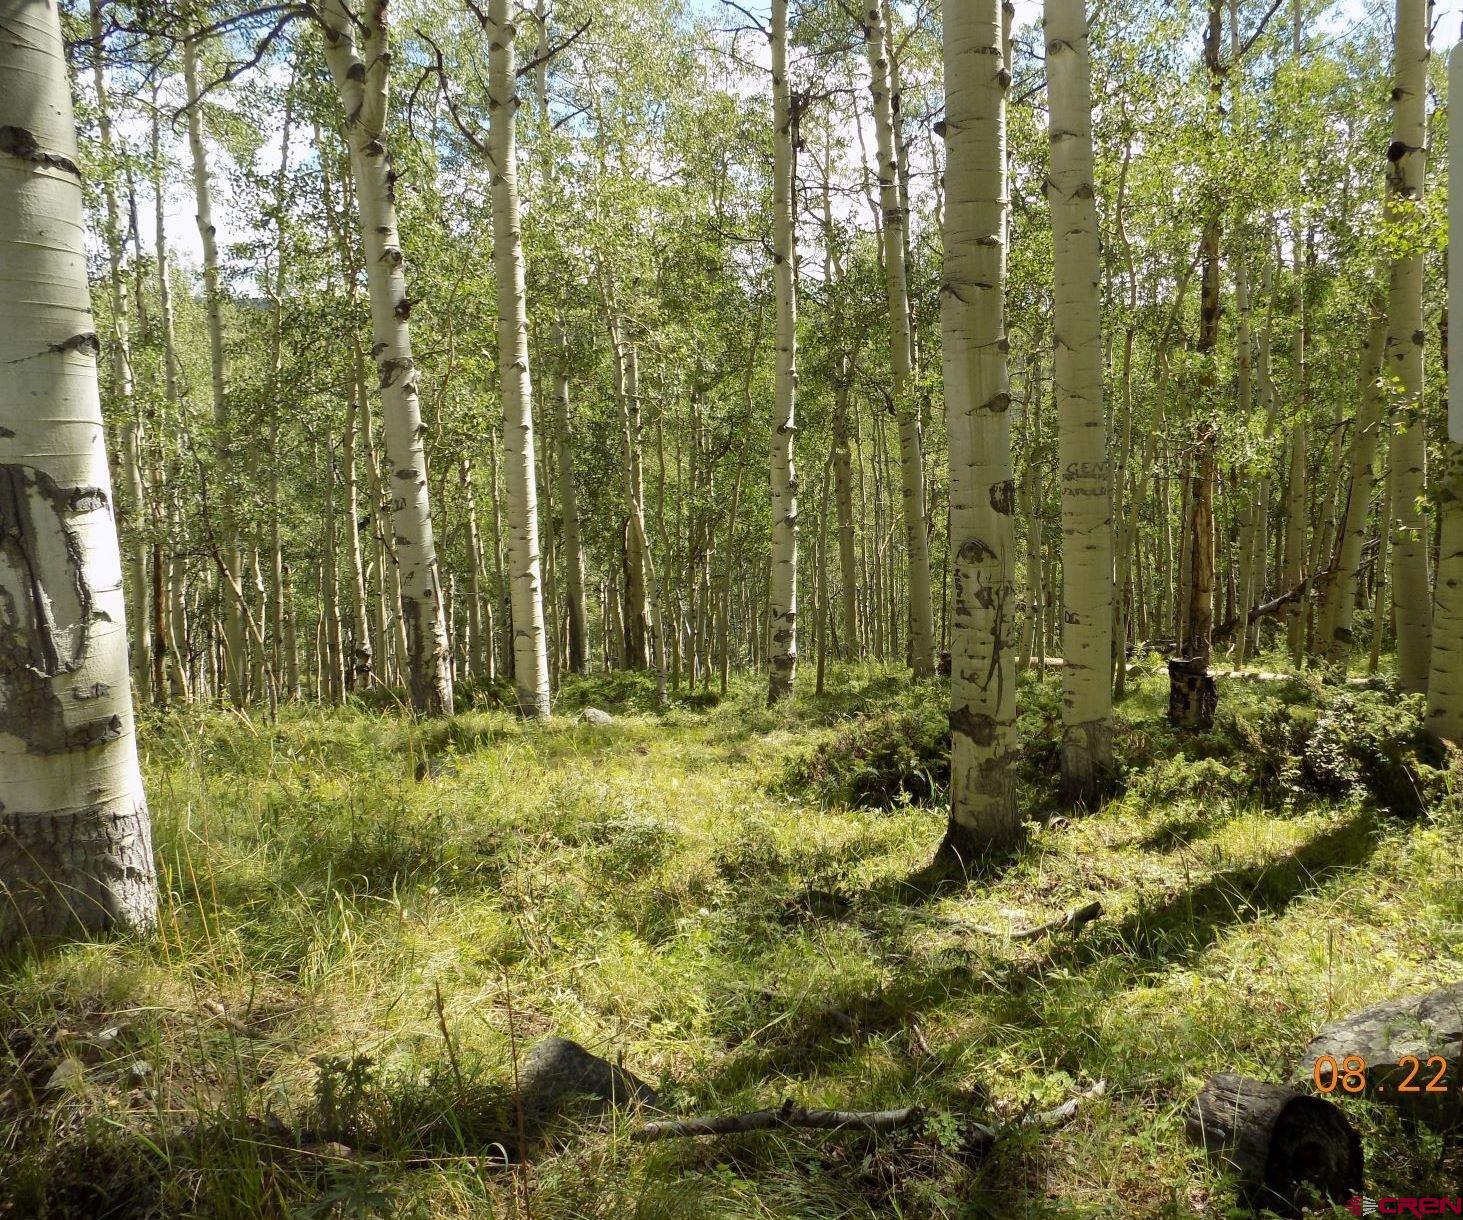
[320,0,453,715]
[0,0,157,947]
[865,0,936,677]
[1428,43,1463,744]
[1320,310,1387,664]
[941,0,1021,861]
[90,0,152,707]
[1385,0,1432,691]
[484,0,550,717]
[1045,0,1113,801]
[768,0,798,704]
[1282,234,1309,665]
[182,35,246,706]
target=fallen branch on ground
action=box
[634,1099,923,1142]
[633,1081,1105,1145]
[935,899,1103,941]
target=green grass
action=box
[1,663,1459,1217]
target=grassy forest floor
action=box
[2,661,1461,1218]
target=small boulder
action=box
[414,755,458,782]
[1301,982,1463,1128]
[514,1036,656,1131]
[46,1058,86,1092]
[578,708,614,726]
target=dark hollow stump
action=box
[1186,1074,1361,1217]
[1168,657,1218,729]
[1301,982,1463,1130]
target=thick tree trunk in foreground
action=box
[1045,0,1112,802]
[0,0,157,948]
[865,0,936,678]
[487,0,550,717]
[1385,0,1432,692]
[320,0,453,715]
[767,0,798,704]
[941,0,1021,861]
[1429,41,1463,745]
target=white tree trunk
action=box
[865,0,936,677]
[0,0,157,947]
[1385,0,1432,691]
[767,0,798,704]
[486,0,551,717]
[181,35,247,706]
[1044,0,1112,802]
[941,0,1021,860]
[320,0,453,715]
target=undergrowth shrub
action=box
[782,669,1449,816]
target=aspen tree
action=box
[1385,0,1432,691]
[1319,312,1386,664]
[1,0,157,946]
[767,0,798,704]
[320,0,453,715]
[1426,39,1463,744]
[485,0,551,717]
[941,0,1021,859]
[182,35,246,705]
[865,0,936,678]
[1045,0,1113,801]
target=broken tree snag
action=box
[1167,656,1217,729]
[633,1099,925,1143]
[1186,1074,1361,1217]
[1301,981,1463,1129]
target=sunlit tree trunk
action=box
[865,0,936,677]
[941,0,1021,861]
[0,0,157,947]
[1045,0,1112,801]
[1385,0,1432,691]
[768,0,798,704]
[182,35,247,706]
[483,0,550,717]
[1282,235,1309,665]
[320,0,453,715]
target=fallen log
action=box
[1300,981,1463,1129]
[1186,1073,1361,1218]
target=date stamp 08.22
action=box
[1313,1052,1459,1096]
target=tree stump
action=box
[1301,982,1463,1129]
[1186,1074,1361,1217]
[1168,657,1217,729]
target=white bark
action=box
[1044,0,1112,801]
[768,0,798,704]
[320,0,453,715]
[0,0,157,947]
[486,0,551,717]
[941,0,1021,859]
[1385,0,1432,691]
[182,35,246,706]
[865,0,936,677]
